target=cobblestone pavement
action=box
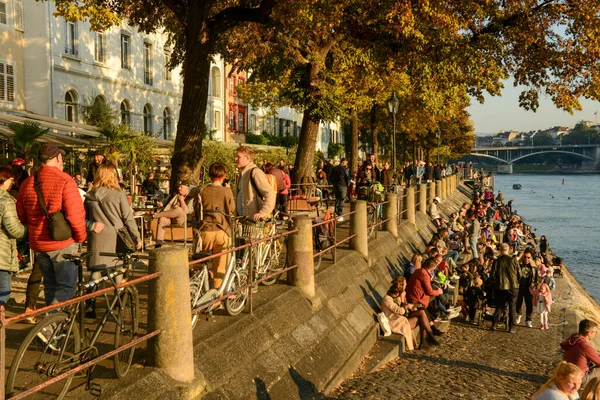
[332,277,572,400]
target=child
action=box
[464,277,485,324]
[458,263,474,295]
[541,269,556,291]
[533,283,553,329]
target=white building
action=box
[0,0,227,141]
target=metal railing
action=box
[0,271,161,399]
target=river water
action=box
[493,173,600,300]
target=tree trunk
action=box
[370,104,378,160]
[293,108,321,184]
[169,3,212,194]
[350,109,359,175]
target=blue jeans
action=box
[445,250,459,263]
[36,244,79,305]
[334,185,347,217]
[0,270,11,305]
[469,236,479,258]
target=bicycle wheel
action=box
[190,268,208,329]
[367,206,377,238]
[6,312,80,400]
[313,238,323,271]
[114,287,139,378]
[225,269,249,316]
[263,237,285,286]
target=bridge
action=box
[469,144,600,172]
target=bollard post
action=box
[350,200,368,257]
[441,177,447,200]
[384,193,398,238]
[287,216,315,298]
[418,184,427,214]
[148,248,194,382]
[403,186,416,225]
[428,182,436,206]
[436,180,443,201]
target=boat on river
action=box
[513,184,522,190]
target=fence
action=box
[0,174,464,398]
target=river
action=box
[493,173,600,300]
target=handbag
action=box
[33,174,72,241]
[97,200,136,254]
[377,312,392,337]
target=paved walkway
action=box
[330,274,572,399]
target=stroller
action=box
[477,288,509,331]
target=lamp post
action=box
[436,129,441,165]
[387,91,400,169]
[284,120,291,155]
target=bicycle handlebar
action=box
[99,252,152,260]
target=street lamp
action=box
[387,91,400,169]
[284,120,291,155]
[436,129,441,165]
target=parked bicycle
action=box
[6,251,145,399]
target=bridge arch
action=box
[468,153,510,164]
[511,151,595,163]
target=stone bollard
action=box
[442,177,447,200]
[350,200,368,258]
[436,180,443,201]
[384,193,398,238]
[428,182,436,205]
[287,216,315,298]
[418,184,427,214]
[148,247,194,382]
[403,186,416,225]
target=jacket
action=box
[380,294,416,351]
[492,254,520,290]
[84,187,141,269]
[561,334,600,373]
[406,268,443,308]
[17,164,87,252]
[329,164,349,187]
[236,163,276,218]
[0,188,26,272]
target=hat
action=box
[11,158,24,166]
[39,143,66,161]
[434,196,441,203]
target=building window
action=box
[163,46,171,81]
[14,0,23,30]
[238,112,245,133]
[121,34,130,69]
[65,90,78,122]
[0,61,15,102]
[143,103,153,134]
[211,67,221,97]
[144,42,152,85]
[65,21,78,56]
[229,110,235,130]
[249,115,256,132]
[229,76,235,93]
[0,1,7,25]
[94,32,104,63]
[120,100,131,126]
[214,110,221,130]
[163,108,172,139]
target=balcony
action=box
[64,47,78,56]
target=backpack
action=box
[270,168,286,193]
[368,181,385,202]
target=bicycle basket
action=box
[237,221,266,240]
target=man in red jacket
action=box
[17,144,86,305]
[561,319,600,387]
[406,258,444,312]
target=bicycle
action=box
[6,251,144,399]
[189,209,250,329]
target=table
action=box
[133,207,160,251]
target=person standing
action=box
[491,243,520,332]
[380,160,396,187]
[234,146,276,220]
[142,171,160,195]
[322,159,334,182]
[86,150,106,188]
[516,249,539,328]
[467,211,481,262]
[328,158,350,222]
[0,167,27,306]
[198,162,236,289]
[17,144,87,305]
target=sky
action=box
[467,80,600,136]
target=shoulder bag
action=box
[33,174,72,241]
[377,312,392,337]
[97,199,136,254]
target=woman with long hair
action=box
[533,362,583,399]
[380,276,439,350]
[581,377,600,400]
[84,163,142,317]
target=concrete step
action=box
[363,333,406,374]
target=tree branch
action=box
[209,0,276,32]
[161,0,186,26]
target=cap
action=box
[11,158,25,166]
[434,196,441,203]
[93,150,104,156]
[39,143,66,161]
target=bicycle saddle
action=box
[63,252,93,263]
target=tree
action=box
[532,131,554,146]
[562,121,600,145]
[8,122,49,159]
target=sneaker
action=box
[516,315,522,325]
[447,310,461,320]
[447,284,455,290]
[37,323,61,351]
[450,274,460,281]
[545,323,549,329]
[526,321,533,328]
[540,323,545,330]
[24,307,38,324]
[336,217,345,222]
[509,327,517,333]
